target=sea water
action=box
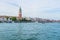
[0,23,60,40]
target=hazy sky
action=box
[0,0,20,16]
[0,0,60,20]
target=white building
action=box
[0,16,12,23]
[0,17,7,22]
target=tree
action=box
[11,17,17,21]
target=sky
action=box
[0,0,20,16]
[0,0,60,20]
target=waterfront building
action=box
[0,16,13,23]
[24,17,31,20]
[0,16,7,22]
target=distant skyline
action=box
[0,0,60,20]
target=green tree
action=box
[11,17,17,21]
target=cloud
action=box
[0,0,19,16]
[21,0,60,19]
[6,2,19,7]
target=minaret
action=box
[18,7,22,20]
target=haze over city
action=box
[0,0,60,20]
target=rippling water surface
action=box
[0,23,60,40]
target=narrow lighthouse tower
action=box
[18,7,22,20]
